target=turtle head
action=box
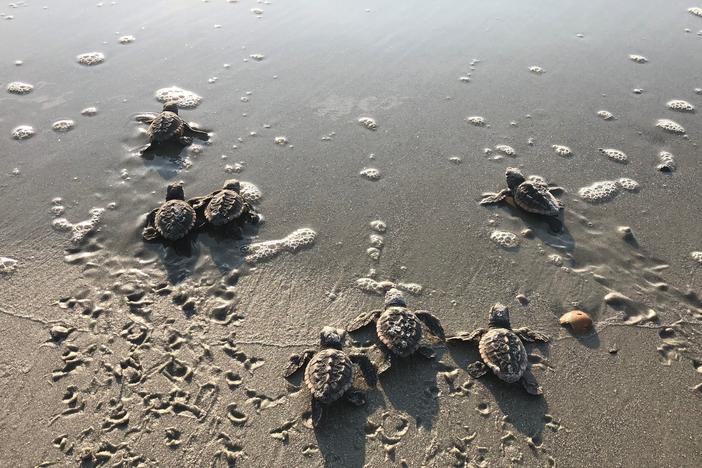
[165,182,185,201]
[223,179,241,192]
[505,167,525,191]
[162,101,180,114]
[320,326,346,350]
[384,288,406,308]
[488,303,511,329]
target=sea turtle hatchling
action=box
[135,101,210,155]
[189,179,261,233]
[283,327,377,427]
[480,167,564,232]
[448,303,549,395]
[143,182,197,242]
[347,288,445,374]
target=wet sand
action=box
[1,1,701,466]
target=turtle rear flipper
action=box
[134,112,157,124]
[479,189,510,205]
[283,349,316,378]
[311,399,324,427]
[415,310,445,340]
[467,361,488,378]
[447,328,487,343]
[513,327,550,343]
[519,369,543,396]
[345,389,366,406]
[184,122,210,141]
[349,353,377,387]
[142,209,160,241]
[347,309,382,332]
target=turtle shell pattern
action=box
[148,111,185,142]
[377,306,422,357]
[155,200,196,240]
[205,189,245,226]
[513,182,560,216]
[304,348,353,404]
[478,328,528,383]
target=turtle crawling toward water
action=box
[448,303,549,395]
[480,167,564,231]
[347,288,445,374]
[284,327,377,427]
[143,182,197,242]
[135,101,210,155]
[190,179,261,234]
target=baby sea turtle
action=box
[135,101,209,155]
[448,303,549,395]
[284,327,377,427]
[143,182,197,241]
[347,288,445,374]
[480,167,564,231]
[190,179,261,233]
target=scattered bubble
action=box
[547,254,563,266]
[633,88,644,94]
[53,207,105,243]
[598,148,628,163]
[369,234,384,249]
[367,247,381,261]
[528,66,545,74]
[11,125,35,140]
[689,7,702,17]
[616,177,640,192]
[666,100,695,112]
[691,251,702,264]
[370,220,386,233]
[239,181,262,203]
[6,81,33,94]
[458,76,470,82]
[656,119,685,134]
[449,156,462,164]
[551,145,573,157]
[695,88,702,95]
[628,54,648,64]
[76,52,105,66]
[274,136,289,146]
[597,110,614,120]
[0,257,18,276]
[242,228,317,263]
[250,54,265,61]
[52,119,75,132]
[358,117,377,130]
[578,180,620,203]
[225,163,243,174]
[118,35,135,44]
[154,86,202,109]
[490,230,519,249]
[495,144,516,156]
[657,151,676,172]
[360,168,382,181]
[251,8,263,15]
[466,116,486,126]
[81,107,98,116]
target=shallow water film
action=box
[1,1,701,467]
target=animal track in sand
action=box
[365,411,411,460]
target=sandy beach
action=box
[1,1,701,466]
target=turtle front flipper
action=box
[467,361,488,379]
[283,349,316,378]
[415,310,445,340]
[137,142,153,156]
[183,122,211,141]
[479,189,510,205]
[447,328,487,343]
[134,112,158,124]
[417,345,436,359]
[548,185,565,196]
[349,353,378,387]
[368,344,392,375]
[347,309,383,332]
[519,369,543,396]
[142,209,161,241]
[311,399,324,428]
[512,327,550,343]
[188,195,213,229]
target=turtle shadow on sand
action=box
[492,201,576,253]
[197,223,260,276]
[138,141,194,181]
[141,233,201,285]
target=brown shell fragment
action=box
[559,310,593,334]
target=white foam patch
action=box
[528,66,545,74]
[242,228,317,264]
[689,7,702,17]
[656,119,685,134]
[370,220,386,233]
[552,145,573,157]
[11,125,34,140]
[155,86,202,109]
[578,181,620,203]
[490,230,519,249]
[6,81,33,94]
[239,181,262,203]
[367,247,381,261]
[274,136,289,146]
[692,251,702,264]
[118,35,135,44]
[52,120,75,132]
[81,107,98,116]
[360,168,382,181]
[369,234,384,248]
[667,100,695,112]
[495,144,516,156]
[250,54,265,61]
[466,116,486,126]
[629,54,648,63]
[0,257,18,275]
[355,278,423,295]
[598,148,628,163]
[358,117,377,130]
[616,178,640,192]
[597,110,614,120]
[77,52,105,66]
[52,207,105,243]
[657,151,676,172]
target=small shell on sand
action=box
[559,310,593,334]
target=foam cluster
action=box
[495,144,515,156]
[6,81,33,94]
[528,66,545,74]
[118,35,135,44]
[11,125,34,140]
[358,117,377,130]
[52,119,75,132]
[76,52,105,66]
[667,100,695,112]
[249,54,265,61]
[616,178,639,192]
[490,230,519,249]
[355,277,423,295]
[53,207,105,244]
[578,181,620,203]
[274,136,288,145]
[242,228,317,263]
[0,257,18,275]
[598,148,628,163]
[656,119,685,134]
[552,145,573,157]
[689,7,702,17]
[370,220,386,233]
[466,116,486,126]
[597,110,614,120]
[629,54,648,63]
[360,168,382,181]
[81,107,98,116]
[692,251,702,264]
[155,86,202,109]
[239,181,262,203]
[656,151,676,172]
